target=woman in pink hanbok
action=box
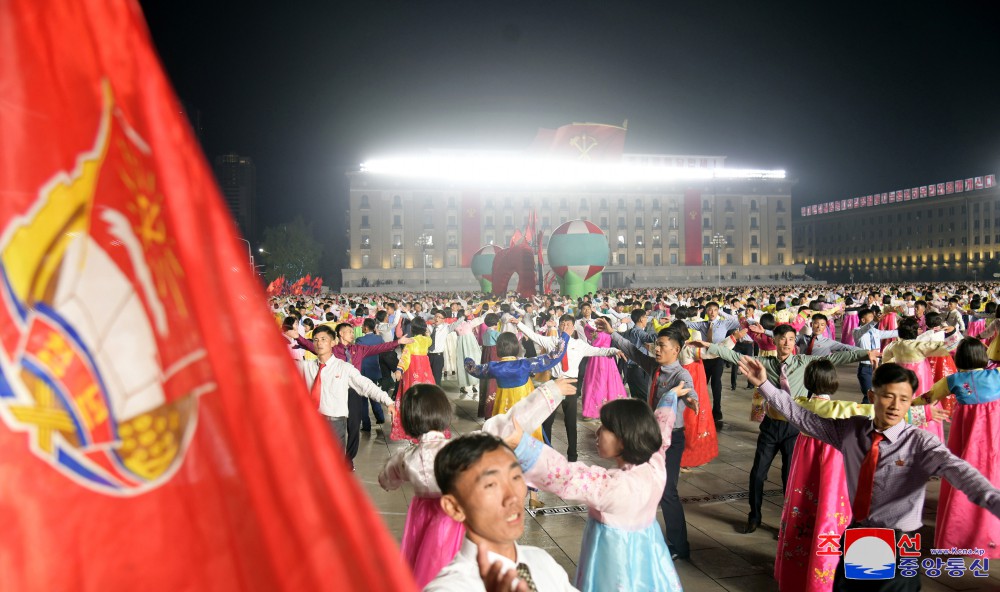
[379,379,574,587]
[775,361,940,592]
[881,317,950,441]
[504,387,688,592]
[921,338,1000,558]
[580,317,627,418]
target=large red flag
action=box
[0,1,417,590]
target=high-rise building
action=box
[794,174,999,282]
[343,124,800,291]
[213,153,256,241]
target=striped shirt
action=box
[759,380,1000,532]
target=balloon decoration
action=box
[546,220,609,298]
[490,243,537,297]
[470,245,501,293]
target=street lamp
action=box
[711,234,726,291]
[416,234,432,288]
[237,238,254,268]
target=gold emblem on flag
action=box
[0,81,210,495]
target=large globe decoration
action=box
[470,244,501,293]
[546,220,609,299]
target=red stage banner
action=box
[530,122,627,161]
[461,191,482,266]
[683,190,702,266]
[0,1,417,590]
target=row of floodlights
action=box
[360,155,785,185]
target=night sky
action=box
[139,0,999,282]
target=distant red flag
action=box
[510,228,524,246]
[524,211,537,247]
[0,1,417,591]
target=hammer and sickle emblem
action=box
[569,134,599,159]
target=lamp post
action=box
[711,234,726,291]
[237,238,254,268]
[416,234,432,288]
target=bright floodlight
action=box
[360,154,785,185]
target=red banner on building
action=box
[683,190,702,266]
[0,1,417,590]
[461,191,482,266]
[530,122,627,161]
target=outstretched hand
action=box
[737,357,768,387]
[930,405,951,422]
[478,545,528,592]
[503,418,524,449]
[867,349,881,365]
[399,336,415,345]
[553,377,578,397]
[595,318,613,334]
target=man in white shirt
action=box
[301,325,395,457]
[424,433,578,592]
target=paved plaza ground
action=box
[355,364,1000,591]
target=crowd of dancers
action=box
[277,284,1000,591]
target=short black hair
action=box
[859,307,875,320]
[804,359,839,397]
[656,324,685,349]
[924,311,944,329]
[759,313,776,331]
[335,322,352,336]
[631,308,646,324]
[483,313,500,327]
[400,383,452,438]
[599,399,662,465]
[410,315,428,336]
[897,317,919,340]
[954,337,988,370]
[434,433,512,496]
[312,324,336,339]
[281,316,297,332]
[362,318,376,333]
[811,313,828,324]
[559,313,576,326]
[872,363,918,394]
[495,332,521,357]
[773,324,796,339]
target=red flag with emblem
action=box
[0,1,417,590]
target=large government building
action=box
[343,123,803,291]
[793,174,999,282]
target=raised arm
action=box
[378,448,409,491]
[704,342,746,365]
[463,357,491,379]
[825,346,876,366]
[610,332,656,374]
[525,335,568,374]
[517,320,558,350]
[347,366,395,407]
[741,358,845,449]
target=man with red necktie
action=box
[741,359,1000,592]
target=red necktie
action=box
[561,342,569,373]
[648,366,660,407]
[852,432,885,521]
[806,335,816,355]
[310,362,325,404]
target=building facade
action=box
[344,152,801,291]
[213,153,256,242]
[793,175,999,282]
